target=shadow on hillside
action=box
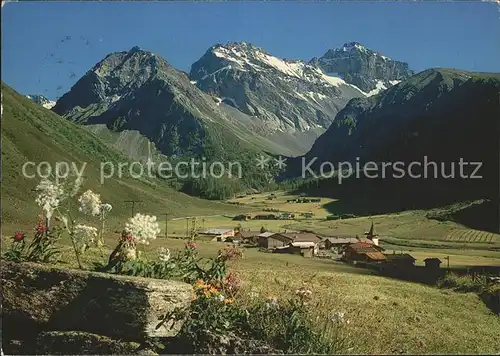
[346,262,500,313]
[291,176,499,233]
[444,200,500,234]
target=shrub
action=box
[158,284,351,354]
[437,272,489,293]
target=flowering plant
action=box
[78,190,102,216]
[30,174,104,269]
[124,213,161,245]
[3,217,62,263]
[3,232,26,262]
[73,224,98,254]
[96,203,112,248]
[156,256,350,355]
[34,178,65,220]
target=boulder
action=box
[1,261,192,339]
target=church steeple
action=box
[365,221,378,240]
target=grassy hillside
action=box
[1,83,248,229]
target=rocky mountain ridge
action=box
[310,41,413,93]
[190,41,367,134]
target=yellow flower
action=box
[204,289,212,297]
[194,280,206,289]
[209,286,219,295]
[224,298,235,304]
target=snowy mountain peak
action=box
[342,41,367,51]
[313,42,412,92]
[25,94,56,109]
[189,42,367,139]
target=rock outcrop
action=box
[1,261,192,342]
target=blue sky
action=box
[2,1,500,100]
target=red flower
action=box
[186,241,198,249]
[121,231,134,243]
[13,232,25,241]
[36,224,47,233]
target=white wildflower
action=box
[100,203,112,213]
[60,215,69,228]
[295,287,313,300]
[330,311,347,324]
[34,178,64,219]
[69,175,83,198]
[73,224,98,244]
[216,294,225,302]
[265,297,279,309]
[124,213,161,245]
[159,247,171,262]
[78,190,102,216]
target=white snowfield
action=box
[364,80,388,97]
[42,101,56,109]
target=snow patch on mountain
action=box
[364,81,388,97]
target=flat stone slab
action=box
[36,331,143,355]
[1,261,192,339]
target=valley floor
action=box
[2,190,500,354]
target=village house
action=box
[384,253,416,267]
[233,214,251,221]
[199,228,234,242]
[424,258,442,268]
[343,242,386,263]
[277,212,295,220]
[287,232,321,247]
[233,230,260,244]
[269,232,322,256]
[323,237,360,252]
[258,232,293,249]
[274,244,315,258]
[254,214,278,220]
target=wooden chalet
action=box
[233,214,251,221]
[424,258,442,268]
[267,232,321,256]
[323,237,359,251]
[258,232,293,249]
[343,242,386,263]
[384,253,416,267]
[233,230,260,243]
[200,228,234,241]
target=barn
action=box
[343,242,386,263]
[258,232,293,249]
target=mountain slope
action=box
[51,46,289,196]
[189,42,366,149]
[310,42,413,93]
[289,69,499,213]
[1,83,245,225]
[53,46,264,157]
